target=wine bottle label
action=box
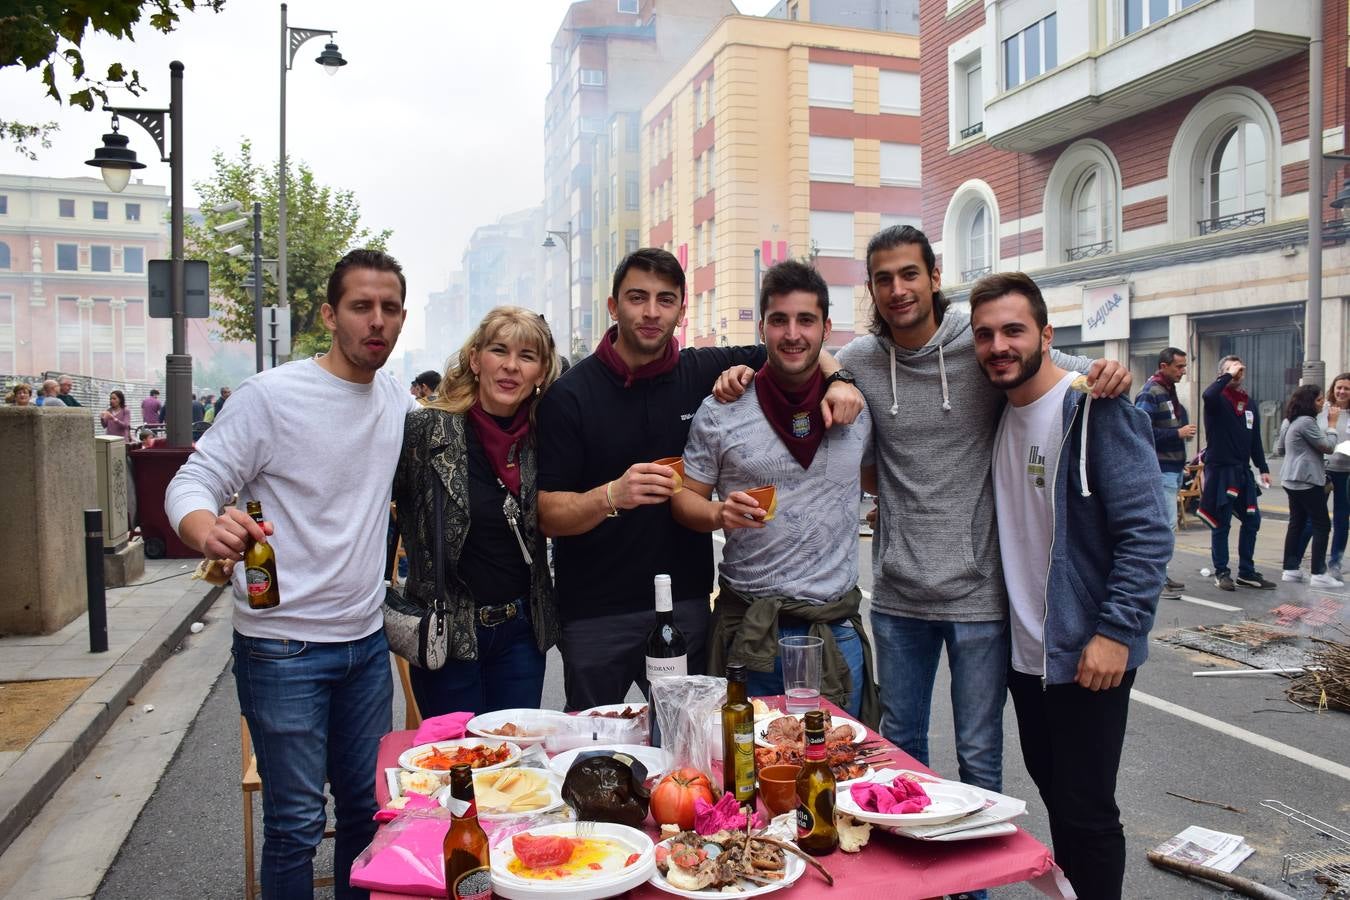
[245,567,272,596]
[645,654,687,682]
[796,805,814,837]
[451,867,491,900]
[732,728,755,800]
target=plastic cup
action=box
[745,484,777,522]
[653,456,684,493]
[780,635,822,713]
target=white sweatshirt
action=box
[166,357,412,641]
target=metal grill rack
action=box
[1261,800,1350,894]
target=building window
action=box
[625,172,639,210]
[0,242,9,269]
[879,70,920,114]
[123,246,145,273]
[704,147,714,193]
[93,200,109,220]
[828,285,855,329]
[880,142,921,186]
[625,229,639,254]
[945,185,998,282]
[964,204,992,281]
[694,155,702,196]
[57,243,78,271]
[59,198,75,217]
[809,136,854,182]
[0,294,12,373]
[618,0,639,12]
[91,245,112,272]
[1124,0,1204,36]
[704,76,714,123]
[1004,14,1057,89]
[581,69,605,87]
[707,218,715,260]
[706,289,716,332]
[1202,120,1267,233]
[693,225,702,269]
[1045,140,1123,262]
[610,173,618,216]
[693,86,703,128]
[0,195,7,215]
[125,202,141,221]
[581,116,604,134]
[1069,169,1116,258]
[810,211,855,257]
[953,54,984,141]
[626,115,640,151]
[808,63,853,108]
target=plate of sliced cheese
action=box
[466,767,563,817]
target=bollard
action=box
[85,509,108,653]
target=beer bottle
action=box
[794,709,838,855]
[243,501,280,609]
[721,663,756,805]
[443,764,491,900]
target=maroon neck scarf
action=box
[593,324,679,387]
[754,365,826,469]
[467,402,530,495]
[1223,380,1249,416]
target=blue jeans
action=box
[1209,496,1261,579]
[1160,470,1182,532]
[869,611,1008,792]
[233,628,393,900]
[744,621,865,718]
[409,607,545,717]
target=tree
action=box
[184,140,393,356]
[0,1,224,157]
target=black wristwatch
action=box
[824,369,856,388]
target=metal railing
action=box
[961,265,992,282]
[959,121,984,140]
[1198,207,1265,235]
[1065,240,1113,261]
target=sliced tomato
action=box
[655,845,671,866]
[512,833,582,869]
[626,853,642,867]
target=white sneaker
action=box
[1282,569,1307,582]
[1309,573,1345,588]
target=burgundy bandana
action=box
[754,365,826,469]
[593,324,679,387]
[467,402,530,496]
[1223,382,1249,416]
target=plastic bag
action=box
[649,675,727,776]
[542,713,647,752]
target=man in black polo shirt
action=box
[537,248,862,709]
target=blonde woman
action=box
[392,307,561,716]
[5,383,33,406]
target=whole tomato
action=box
[649,767,715,829]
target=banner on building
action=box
[1081,279,1130,342]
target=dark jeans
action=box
[1298,471,1349,567]
[559,599,711,711]
[1284,486,1332,574]
[233,628,392,900]
[1209,496,1261,579]
[409,605,546,717]
[1008,668,1136,900]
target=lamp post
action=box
[542,221,573,360]
[216,200,266,373]
[278,2,346,314]
[86,60,192,447]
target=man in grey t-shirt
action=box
[673,261,877,719]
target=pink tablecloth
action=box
[370,699,1070,900]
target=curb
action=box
[0,583,225,858]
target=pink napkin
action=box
[694,793,764,834]
[850,776,932,814]
[412,711,473,745]
[374,790,439,824]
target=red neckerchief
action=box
[467,402,529,496]
[754,365,826,469]
[593,324,679,387]
[1222,380,1249,416]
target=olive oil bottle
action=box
[794,709,838,854]
[721,663,756,805]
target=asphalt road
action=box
[95,534,1350,899]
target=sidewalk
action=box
[0,557,219,857]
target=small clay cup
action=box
[654,456,685,493]
[758,764,802,816]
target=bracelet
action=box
[605,481,621,518]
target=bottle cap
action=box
[803,709,826,731]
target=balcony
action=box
[961,265,992,282]
[983,0,1311,153]
[1065,240,1113,262]
[1198,207,1266,235]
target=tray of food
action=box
[397,738,521,775]
[467,708,572,746]
[753,710,887,785]
[468,768,563,817]
[754,711,866,748]
[650,828,819,897]
[490,821,655,900]
[579,703,648,720]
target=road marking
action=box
[1131,689,1350,783]
[1173,594,1242,612]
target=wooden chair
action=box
[395,654,423,730]
[240,716,335,899]
[1177,462,1204,529]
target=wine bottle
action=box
[794,709,838,855]
[243,501,280,610]
[722,663,756,805]
[644,574,687,748]
[443,764,491,899]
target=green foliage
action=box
[0,1,223,155]
[184,140,392,350]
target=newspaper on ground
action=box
[1152,825,1255,872]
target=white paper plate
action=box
[397,738,522,775]
[648,835,806,898]
[454,769,563,818]
[835,771,984,826]
[577,702,649,720]
[548,744,671,781]
[754,711,867,748]
[490,821,656,900]
[467,708,572,746]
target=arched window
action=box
[0,242,9,269]
[964,204,991,281]
[1070,168,1115,257]
[942,180,999,283]
[1204,121,1266,231]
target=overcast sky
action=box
[1,0,778,351]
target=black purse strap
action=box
[432,476,447,632]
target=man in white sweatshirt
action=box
[167,249,412,899]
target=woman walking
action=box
[1320,373,1350,576]
[393,307,561,717]
[1279,384,1342,588]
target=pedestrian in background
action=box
[101,390,132,438]
[56,375,80,406]
[37,379,62,406]
[141,388,162,426]
[214,386,231,415]
[410,369,441,403]
[393,307,560,715]
[190,393,205,423]
[1278,384,1341,588]
[5,383,32,406]
[1134,347,1195,599]
[1320,372,1350,576]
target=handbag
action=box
[383,477,450,670]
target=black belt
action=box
[477,600,521,627]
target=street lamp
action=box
[214,201,267,374]
[278,2,346,314]
[542,220,574,360]
[85,60,192,447]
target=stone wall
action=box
[0,406,97,635]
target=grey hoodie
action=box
[837,308,1091,622]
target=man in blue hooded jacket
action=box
[971,272,1170,900]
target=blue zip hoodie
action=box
[1031,390,1171,684]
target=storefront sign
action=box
[1081,280,1130,342]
